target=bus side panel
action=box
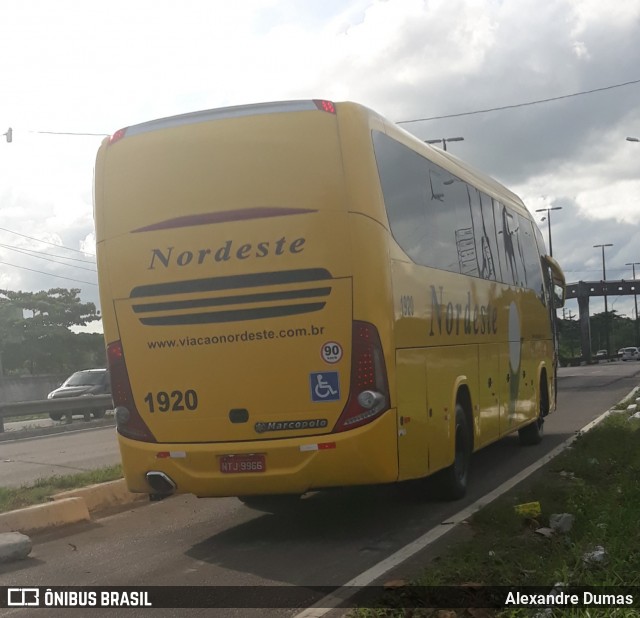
[499,290,554,435]
[476,343,501,447]
[519,340,541,420]
[424,346,478,474]
[396,349,429,480]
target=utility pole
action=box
[535,206,562,257]
[594,243,613,355]
[626,262,640,346]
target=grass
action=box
[351,395,640,617]
[0,464,123,513]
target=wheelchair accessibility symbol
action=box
[310,372,340,402]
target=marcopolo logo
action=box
[255,419,329,434]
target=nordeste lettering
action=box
[148,237,306,269]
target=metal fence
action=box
[0,395,113,432]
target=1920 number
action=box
[143,390,198,413]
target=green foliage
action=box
[558,311,638,361]
[0,465,123,513]
[349,412,640,617]
[0,288,104,375]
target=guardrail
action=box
[0,395,113,432]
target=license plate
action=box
[219,454,266,474]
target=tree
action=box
[0,288,104,375]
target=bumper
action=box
[118,410,399,497]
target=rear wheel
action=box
[49,412,63,421]
[92,409,107,419]
[518,415,544,445]
[436,404,472,500]
[519,379,547,446]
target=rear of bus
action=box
[94,100,398,498]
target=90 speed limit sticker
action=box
[321,341,343,364]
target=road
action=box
[0,362,638,617]
[0,426,120,488]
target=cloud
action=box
[1,0,639,324]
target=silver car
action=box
[620,347,640,361]
[47,368,111,420]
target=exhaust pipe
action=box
[146,471,176,495]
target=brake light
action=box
[313,99,336,114]
[109,127,127,145]
[333,321,390,432]
[107,340,156,442]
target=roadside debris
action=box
[514,501,541,517]
[582,545,607,564]
[0,531,32,563]
[549,513,574,533]
[383,579,407,589]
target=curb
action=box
[52,479,147,513]
[0,480,147,536]
[0,497,90,535]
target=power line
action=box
[397,78,640,124]
[0,227,95,256]
[0,260,97,286]
[0,244,97,272]
[0,243,96,265]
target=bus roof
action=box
[106,98,529,218]
[110,100,335,142]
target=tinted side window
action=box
[373,132,479,274]
[442,175,479,276]
[517,214,545,299]
[494,201,527,287]
[470,189,501,282]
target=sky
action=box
[1,0,640,333]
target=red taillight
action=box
[313,99,336,114]
[333,321,390,432]
[107,340,156,442]
[108,128,127,145]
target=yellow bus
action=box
[94,99,565,507]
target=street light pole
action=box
[626,261,640,347]
[535,206,562,257]
[425,137,464,151]
[594,243,613,355]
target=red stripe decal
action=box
[132,207,316,233]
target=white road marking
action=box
[293,385,639,618]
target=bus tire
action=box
[49,412,63,421]
[238,494,301,512]
[518,378,547,446]
[437,404,471,500]
[92,409,107,419]
[518,415,544,445]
